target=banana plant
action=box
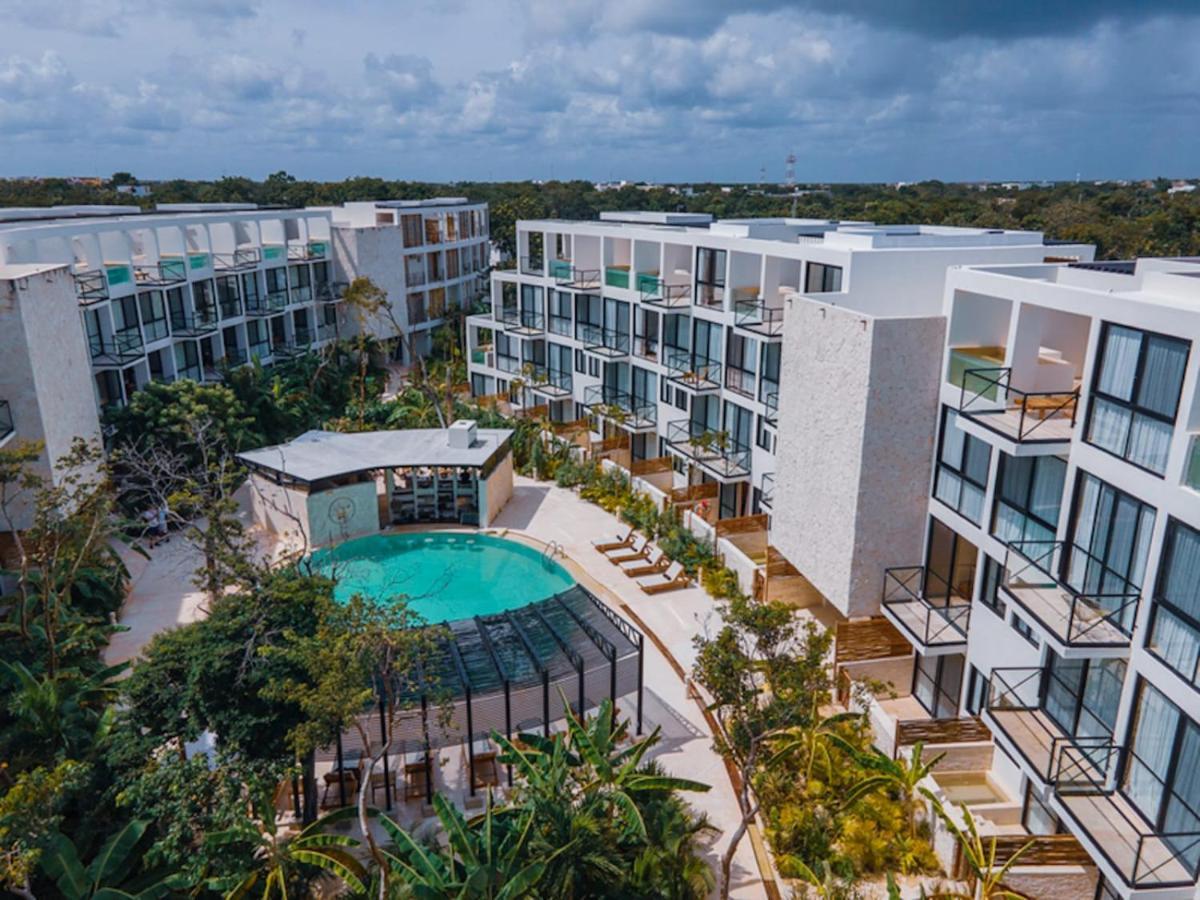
[922,793,1032,900]
[39,820,181,900]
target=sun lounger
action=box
[638,562,692,594]
[591,527,635,553]
[608,537,651,565]
[621,550,669,578]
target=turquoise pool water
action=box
[311,532,575,623]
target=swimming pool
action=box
[310,532,575,623]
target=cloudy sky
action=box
[1,0,1197,182]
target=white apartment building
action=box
[465,212,1092,605]
[864,258,1200,899]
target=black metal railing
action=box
[73,270,109,305]
[528,366,573,398]
[763,386,779,423]
[510,309,545,334]
[638,277,691,307]
[316,281,348,303]
[555,266,601,291]
[1002,540,1140,646]
[579,324,630,358]
[734,298,785,337]
[959,367,1080,443]
[0,400,13,442]
[88,328,144,366]
[664,348,721,391]
[265,289,289,311]
[724,366,757,398]
[520,254,544,276]
[881,566,971,648]
[169,310,219,337]
[665,419,751,479]
[760,472,774,509]
[133,262,187,287]
[583,385,656,431]
[213,248,261,271]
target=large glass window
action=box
[1123,681,1200,867]
[1041,651,1124,745]
[925,517,978,603]
[138,290,169,342]
[979,555,1008,618]
[992,453,1066,545]
[1087,323,1189,475]
[695,248,726,306]
[912,652,964,719]
[1066,472,1155,609]
[1147,519,1200,687]
[805,262,843,293]
[934,407,991,525]
[548,290,572,336]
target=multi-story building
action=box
[465,212,1091,587]
[864,258,1200,898]
[327,199,490,362]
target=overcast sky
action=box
[1,0,1197,183]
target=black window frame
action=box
[979,555,1008,619]
[933,406,991,525]
[991,452,1066,546]
[695,247,726,305]
[805,261,843,293]
[1146,518,1200,691]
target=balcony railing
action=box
[73,269,109,306]
[555,266,601,291]
[134,261,187,287]
[984,667,1113,784]
[470,346,495,368]
[1052,739,1200,889]
[664,348,721,392]
[639,277,692,307]
[665,419,751,480]
[760,472,774,509]
[316,281,348,303]
[170,310,219,337]
[89,328,145,367]
[1002,540,1140,648]
[583,385,656,432]
[265,289,289,312]
[224,347,249,366]
[317,322,338,342]
[548,258,572,280]
[724,366,756,398]
[604,266,630,289]
[959,367,1079,444]
[520,254,544,276]
[0,400,13,443]
[734,299,785,337]
[880,566,970,651]
[213,248,261,271]
[579,324,630,359]
[243,296,273,317]
[763,386,779,424]
[528,366,573,399]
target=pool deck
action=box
[106,476,772,898]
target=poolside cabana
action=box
[239,420,514,545]
[304,584,645,810]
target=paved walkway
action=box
[106,476,770,898]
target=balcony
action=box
[498,308,544,336]
[604,265,630,289]
[224,347,249,367]
[724,366,757,399]
[528,366,573,400]
[958,367,1078,450]
[170,310,219,338]
[984,667,1112,785]
[0,399,13,444]
[134,261,186,288]
[638,277,691,308]
[520,255,544,276]
[73,269,109,306]
[104,263,132,287]
[665,419,751,482]
[243,296,274,317]
[273,342,307,361]
[320,281,348,303]
[759,472,774,510]
[763,387,778,425]
[89,328,144,368]
[265,289,289,312]
[555,266,601,291]
[583,385,656,433]
[317,322,338,342]
[579,324,630,359]
[1001,541,1139,654]
[664,348,721,393]
[213,248,261,271]
[880,567,970,655]
[288,243,326,261]
[470,346,495,368]
[734,298,784,338]
[548,258,572,280]
[1053,744,1200,891]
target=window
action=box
[1011,614,1039,647]
[288,264,312,301]
[965,666,988,715]
[1086,323,1189,475]
[631,366,655,408]
[674,388,688,411]
[934,407,991,524]
[725,331,757,397]
[1123,681,1200,866]
[1147,519,1200,688]
[805,262,843,293]
[266,267,287,299]
[925,518,978,602]
[756,415,774,452]
[588,356,599,377]
[138,290,169,342]
[241,272,261,308]
[216,276,241,319]
[912,652,963,718]
[1065,471,1155,619]
[992,453,1066,545]
[192,280,217,319]
[695,248,726,306]
[173,340,201,380]
[979,555,1008,618]
[1042,651,1124,744]
[1022,783,1064,836]
[759,342,780,406]
[548,290,572,336]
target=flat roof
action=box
[238,427,514,483]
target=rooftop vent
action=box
[447,419,478,449]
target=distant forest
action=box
[3,171,1199,260]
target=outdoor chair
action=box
[591,527,635,553]
[638,562,692,594]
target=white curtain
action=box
[1097,325,1141,400]
[1126,686,1177,820]
[1128,414,1172,474]
[1138,335,1189,417]
[1087,397,1132,458]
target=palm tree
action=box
[770,705,865,783]
[205,797,366,899]
[922,794,1033,900]
[835,741,945,840]
[0,661,126,765]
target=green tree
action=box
[38,819,180,900]
[0,760,89,900]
